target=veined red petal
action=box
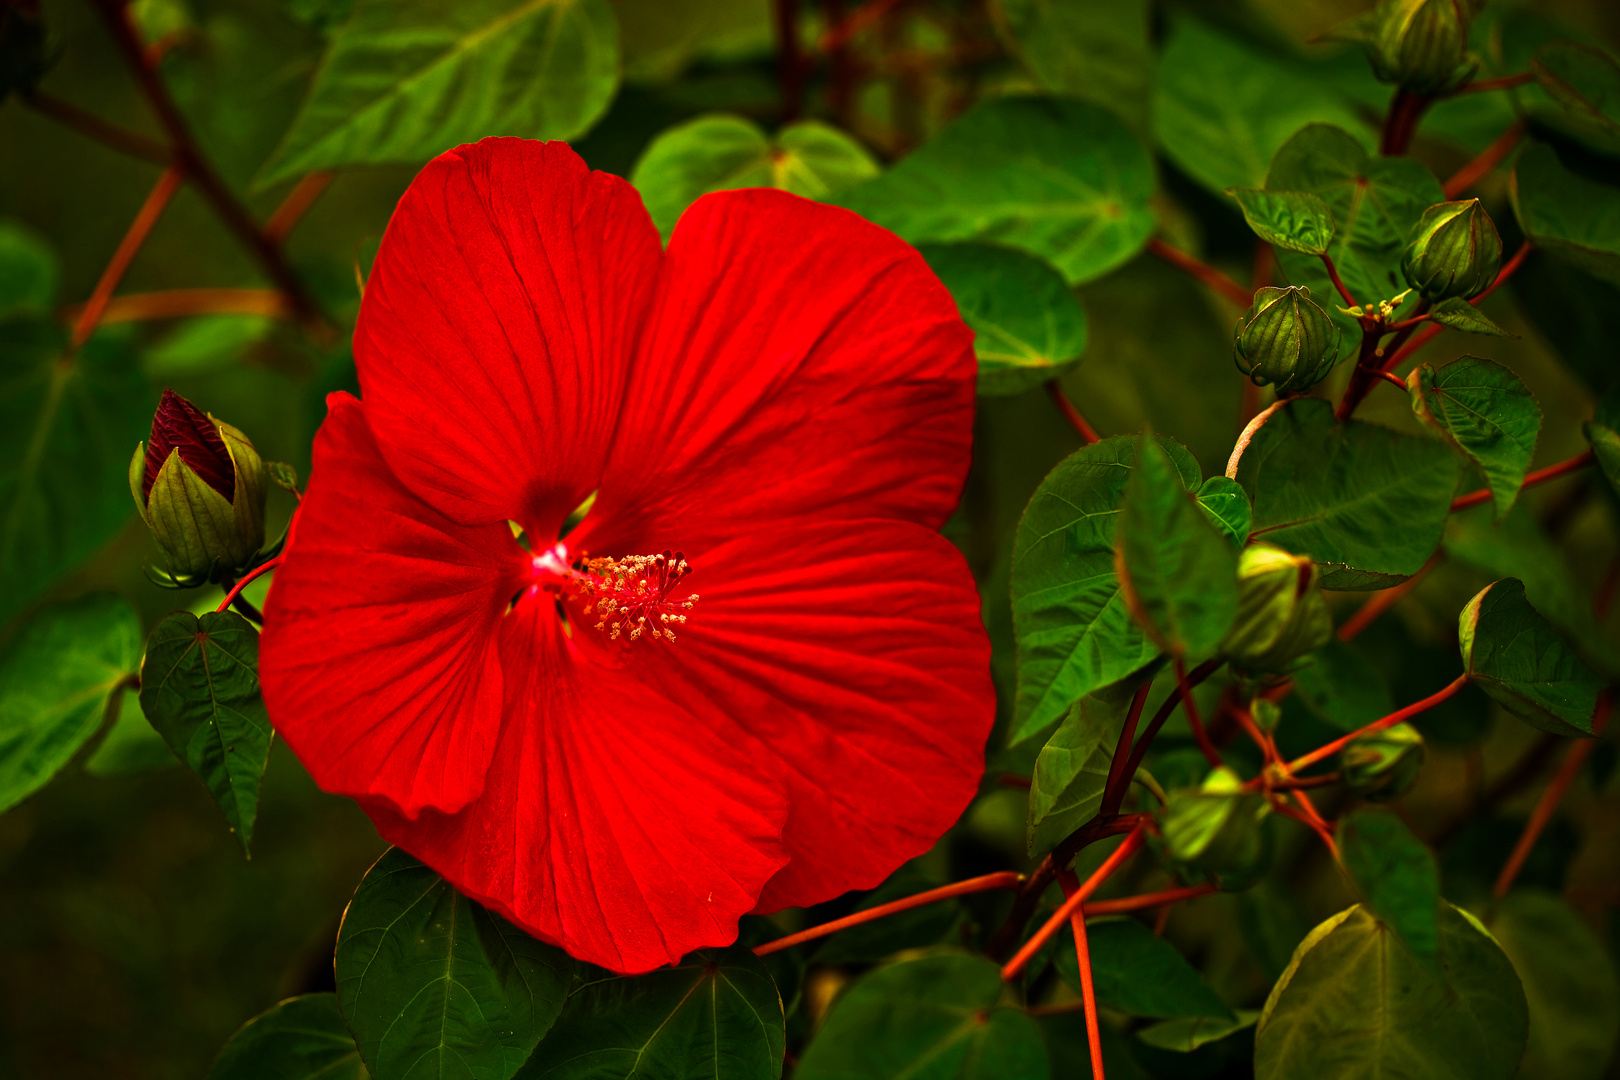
[355,138,662,531]
[260,395,522,817]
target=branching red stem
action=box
[23,90,171,164]
[1451,450,1595,512]
[752,871,1024,956]
[1100,681,1154,816]
[1001,825,1146,981]
[1288,674,1470,773]
[216,556,282,614]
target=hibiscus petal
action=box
[355,137,663,530]
[260,394,522,817]
[586,189,976,548]
[612,518,995,912]
[365,609,790,974]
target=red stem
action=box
[1319,253,1358,308]
[1274,801,1339,857]
[1100,681,1154,816]
[1444,120,1527,198]
[1450,450,1595,512]
[1177,656,1222,769]
[216,556,282,614]
[1458,72,1535,95]
[752,871,1023,955]
[1001,825,1146,981]
[71,165,186,350]
[1338,556,1436,642]
[1083,883,1215,916]
[1146,237,1252,307]
[1493,695,1612,898]
[23,90,171,165]
[263,171,334,247]
[1372,368,1409,392]
[1046,379,1100,444]
[1121,659,1223,784]
[1380,88,1430,156]
[1287,674,1470,773]
[1058,871,1107,1080]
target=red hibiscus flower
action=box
[258,138,994,973]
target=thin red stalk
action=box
[1269,773,1340,792]
[61,287,292,325]
[1231,703,1276,764]
[1177,656,1222,768]
[1100,681,1154,815]
[1274,801,1338,857]
[1458,72,1535,94]
[1121,659,1223,784]
[1319,253,1358,308]
[1444,120,1527,198]
[71,164,186,349]
[1082,883,1216,916]
[1046,379,1100,444]
[23,90,171,164]
[216,556,282,614]
[1493,695,1612,899]
[999,773,1033,790]
[819,0,905,51]
[1380,88,1430,155]
[1338,557,1436,642]
[1058,872,1107,1080]
[1451,450,1595,512]
[1372,368,1409,392]
[1288,674,1469,773]
[1146,237,1252,307]
[753,871,1023,956]
[1251,240,1275,292]
[262,171,334,246]
[1001,825,1146,981]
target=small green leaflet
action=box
[630,114,879,239]
[919,242,1089,397]
[1233,398,1461,589]
[139,610,274,855]
[1533,42,1620,158]
[207,993,365,1080]
[1227,188,1335,255]
[1136,1011,1259,1053]
[1195,476,1252,546]
[1409,355,1541,517]
[1115,434,1239,658]
[1427,297,1514,337]
[257,0,620,187]
[795,951,1049,1080]
[1055,918,1233,1020]
[1255,904,1528,1080]
[0,594,140,813]
[1459,578,1607,738]
[339,847,574,1080]
[836,96,1156,286]
[1513,140,1620,288]
[1338,809,1441,961]
[1027,677,1143,857]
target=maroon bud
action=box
[144,388,235,503]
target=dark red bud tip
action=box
[144,388,235,502]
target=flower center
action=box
[575,550,699,643]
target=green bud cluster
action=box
[1401,198,1502,301]
[1161,767,1273,892]
[1341,723,1426,801]
[1342,0,1481,97]
[1221,544,1333,673]
[1232,286,1340,394]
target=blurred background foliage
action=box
[4,0,1620,1076]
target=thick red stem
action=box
[1001,825,1146,981]
[1047,380,1100,444]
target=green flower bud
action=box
[1401,198,1502,302]
[1341,723,1426,802]
[1232,286,1340,394]
[1161,767,1273,892]
[130,389,267,583]
[1341,0,1480,97]
[1221,544,1333,673]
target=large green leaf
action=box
[1513,140,1620,287]
[1533,42,1620,157]
[0,220,56,320]
[990,0,1153,133]
[1489,890,1620,1080]
[1026,677,1141,857]
[1409,356,1541,517]
[1458,578,1606,738]
[1265,124,1444,337]
[1055,918,1233,1021]
[1116,435,1239,658]
[836,96,1155,286]
[630,115,878,239]
[83,687,178,778]
[1010,435,1201,742]
[521,945,782,1079]
[1233,399,1461,590]
[0,320,154,628]
[1227,188,1335,256]
[1338,809,1440,961]
[339,847,574,1080]
[0,594,140,813]
[1255,904,1528,1080]
[208,993,366,1080]
[918,243,1089,397]
[1154,18,1370,196]
[258,0,620,186]
[1289,639,1392,732]
[1510,255,1620,395]
[795,952,1049,1080]
[139,610,273,854]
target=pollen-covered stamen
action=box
[574,550,699,643]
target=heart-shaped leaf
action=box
[1459,577,1607,738]
[1409,355,1541,516]
[208,994,365,1080]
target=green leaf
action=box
[795,951,1049,1080]
[138,610,273,854]
[1513,140,1620,288]
[0,321,154,627]
[1533,42,1620,157]
[1233,398,1462,590]
[918,243,1089,397]
[0,594,140,813]
[630,115,879,239]
[1338,809,1440,961]
[1227,188,1336,256]
[1011,434,1201,742]
[1055,918,1233,1020]
[339,847,574,1080]
[208,993,366,1080]
[1266,124,1444,336]
[1426,297,1514,338]
[1290,639,1392,732]
[1194,476,1251,546]
[1116,435,1239,658]
[83,687,177,778]
[1153,18,1371,196]
[520,945,779,1080]
[1409,355,1541,517]
[143,315,277,380]
[1444,505,1602,648]
[0,219,56,319]
[1459,577,1606,738]
[1510,254,1620,395]
[836,96,1155,286]
[1135,1011,1259,1053]
[1027,677,1143,857]
[991,0,1154,133]
[1255,903,1528,1080]
[258,0,620,187]
[1489,890,1620,1080]
[611,0,770,82]
[1588,420,1620,503]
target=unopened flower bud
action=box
[1401,199,1501,302]
[1161,767,1273,892]
[1221,544,1333,673]
[1341,723,1426,802]
[1232,286,1340,394]
[129,388,267,583]
[1342,0,1480,97]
